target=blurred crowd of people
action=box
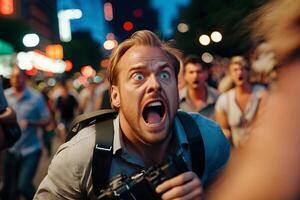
[0,67,112,200]
[0,44,273,199]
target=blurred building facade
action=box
[0,0,59,50]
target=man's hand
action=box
[19,119,29,130]
[155,171,203,200]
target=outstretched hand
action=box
[156,171,203,200]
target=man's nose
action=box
[237,70,242,76]
[147,74,161,93]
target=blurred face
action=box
[184,63,208,90]
[111,45,179,145]
[10,67,26,92]
[229,63,249,86]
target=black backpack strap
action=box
[65,109,117,196]
[66,109,116,141]
[92,116,115,196]
[176,111,205,178]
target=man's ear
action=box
[111,85,120,108]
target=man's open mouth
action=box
[142,101,165,124]
[238,76,243,81]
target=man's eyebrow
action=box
[129,63,147,69]
[128,61,171,72]
[157,62,171,69]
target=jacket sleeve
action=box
[34,126,96,200]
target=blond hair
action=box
[107,30,181,86]
[229,56,250,71]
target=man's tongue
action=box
[146,111,161,124]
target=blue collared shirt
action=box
[109,113,229,186]
[5,87,50,155]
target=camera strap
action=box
[93,116,115,197]
[176,111,205,178]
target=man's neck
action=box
[122,129,173,167]
[188,85,206,101]
[235,83,252,95]
[13,87,25,99]
[187,86,207,111]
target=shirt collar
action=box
[180,84,217,106]
[9,87,30,101]
[112,114,188,154]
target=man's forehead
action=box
[117,45,175,71]
[128,49,170,61]
[186,62,204,70]
[126,52,172,66]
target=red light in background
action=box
[104,2,113,21]
[26,67,37,76]
[123,21,134,31]
[0,0,14,15]
[133,9,143,18]
[45,71,54,77]
[65,60,73,72]
[78,76,87,85]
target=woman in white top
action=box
[215,56,266,147]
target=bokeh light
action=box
[202,52,214,63]
[123,21,134,31]
[177,23,189,33]
[211,31,222,43]
[199,34,210,46]
[23,33,40,48]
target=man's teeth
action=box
[148,101,162,107]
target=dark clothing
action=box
[56,94,78,121]
[1,150,41,200]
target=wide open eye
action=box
[159,71,170,80]
[133,72,144,81]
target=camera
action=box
[97,154,188,200]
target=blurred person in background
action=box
[207,56,229,89]
[250,41,277,86]
[179,55,219,119]
[41,86,57,157]
[177,55,186,90]
[55,80,78,142]
[1,66,50,200]
[214,56,266,148]
[206,0,300,199]
[0,76,21,150]
[79,77,102,113]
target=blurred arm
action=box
[215,110,231,140]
